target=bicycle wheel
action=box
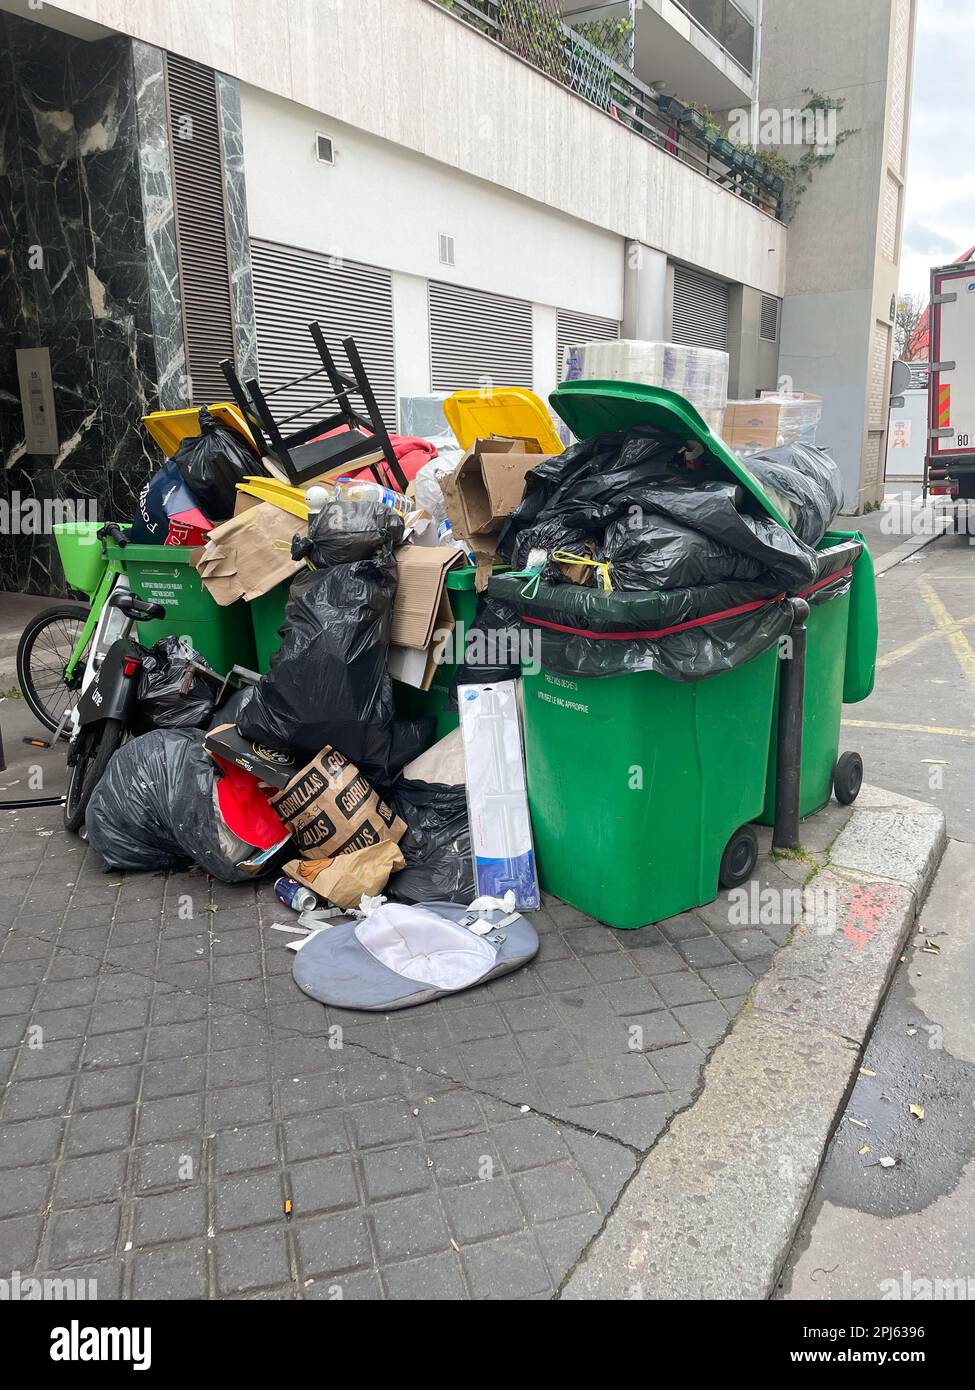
[64,717,125,833]
[17,603,91,734]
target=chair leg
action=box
[342,336,409,492]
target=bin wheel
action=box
[833,751,864,805]
[718,826,759,890]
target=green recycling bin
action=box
[107,540,256,674]
[520,647,781,928]
[486,379,803,929]
[757,531,877,824]
[250,581,291,674]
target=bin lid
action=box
[549,380,794,533]
[443,388,565,455]
[143,404,256,459]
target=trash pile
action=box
[75,355,863,994]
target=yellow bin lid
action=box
[143,403,256,458]
[443,388,564,455]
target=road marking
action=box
[843,719,975,740]
[917,579,975,695]
[877,612,975,671]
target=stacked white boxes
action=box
[561,339,730,436]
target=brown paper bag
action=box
[270,746,406,857]
[285,840,406,910]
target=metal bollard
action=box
[772,597,810,853]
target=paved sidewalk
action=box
[0,793,856,1301]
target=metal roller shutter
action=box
[165,53,236,402]
[250,239,397,428]
[556,308,620,379]
[429,281,533,392]
[671,265,730,352]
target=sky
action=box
[899,0,975,299]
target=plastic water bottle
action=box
[336,479,411,517]
[275,875,317,913]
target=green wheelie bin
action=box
[490,380,804,930]
[757,529,877,824]
[107,539,257,673]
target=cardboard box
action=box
[194,502,307,605]
[441,437,551,539]
[391,545,462,650]
[204,723,300,790]
[389,586,454,691]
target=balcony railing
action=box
[429,0,783,221]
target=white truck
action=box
[925,259,975,505]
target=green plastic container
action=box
[757,532,877,825]
[522,646,780,928]
[250,583,291,675]
[53,520,105,596]
[392,568,481,738]
[107,541,256,674]
[512,380,795,929]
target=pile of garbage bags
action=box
[491,433,844,680]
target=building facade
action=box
[0,0,914,590]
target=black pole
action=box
[773,597,810,852]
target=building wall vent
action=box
[316,133,335,164]
[760,295,780,343]
[439,233,455,267]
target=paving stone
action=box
[290,1156,359,1216]
[134,1186,209,1244]
[369,1192,452,1263]
[0,1213,43,1268]
[295,1210,373,1278]
[55,1152,128,1208]
[216,1172,283,1232]
[462,1231,553,1300]
[48,1203,120,1268]
[443,1178,524,1242]
[131,1240,209,1299]
[0,1163,53,1219]
[215,1225,291,1295]
[382,1250,467,1300]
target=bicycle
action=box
[17,522,132,736]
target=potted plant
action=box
[714,135,736,164]
[757,148,790,195]
[655,92,686,119]
[680,101,719,145]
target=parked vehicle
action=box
[63,588,166,832]
[924,259,975,517]
[17,522,132,735]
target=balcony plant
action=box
[680,101,719,146]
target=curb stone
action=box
[559,788,947,1301]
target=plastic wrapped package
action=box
[725,395,823,450]
[412,454,463,526]
[387,780,475,904]
[458,680,539,910]
[561,340,729,425]
[86,729,265,881]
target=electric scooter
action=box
[63,589,166,833]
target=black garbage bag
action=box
[171,407,262,522]
[237,493,406,780]
[236,560,398,782]
[86,729,257,882]
[135,636,220,732]
[741,444,844,547]
[489,572,793,681]
[507,518,590,577]
[600,516,765,591]
[450,593,524,703]
[498,426,687,558]
[292,491,405,567]
[499,426,819,592]
[387,780,474,904]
